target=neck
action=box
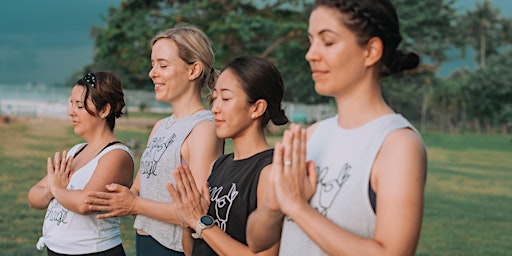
[231,127,269,160]
[172,102,205,119]
[334,80,393,129]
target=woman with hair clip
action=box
[167,56,289,256]
[247,0,427,255]
[85,24,224,256]
[28,71,135,255]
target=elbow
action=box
[75,203,94,215]
[27,201,46,210]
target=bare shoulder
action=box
[375,127,427,183]
[306,122,321,140]
[382,128,425,154]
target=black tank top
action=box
[192,149,273,256]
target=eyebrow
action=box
[308,29,340,37]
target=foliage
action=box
[88,0,325,102]
[455,0,512,67]
[466,49,512,129]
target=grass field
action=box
[0,116,510,255]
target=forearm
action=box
[288,203,384,256]
[51,188,93,214]
[201,226,275,256]
[28,185,53,209]
[246,208,284,252]
[182,228,194,256]
[134,197,181,225]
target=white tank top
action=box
[38,143,133,254]
[279,114,419,255]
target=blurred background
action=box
[1,0,511,132]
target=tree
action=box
[456,0,512,68]
[466,49,512,134]
[87,0,324,102]
[388,0,457,130]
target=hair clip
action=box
[83,73,96,88]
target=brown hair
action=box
[76,71,125,131]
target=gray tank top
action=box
[133,110,213,251]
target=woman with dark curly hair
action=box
[247,1,427,255]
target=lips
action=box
[214,119,223,126]
[154,83,165,90]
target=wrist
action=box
[192,215,215,239]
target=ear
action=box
[250,99,268,120]
[100,104,111,119]
[188,62,204,81]
[364,37,383,67]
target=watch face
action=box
[201,215,214,226]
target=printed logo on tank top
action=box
[140,134,176,179]
[209,183,239,231]
[313,163,352,216]
[45,184,76,225]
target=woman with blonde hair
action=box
[86,24,223,256]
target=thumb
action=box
[306,160,318,189]
[106,183,122,192]
[202,182,210,202]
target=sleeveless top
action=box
[133,110,214,251]
[278,114,420,255]
[39,142,133,254]
[192,149,274,256]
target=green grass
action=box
[1,117,511,255]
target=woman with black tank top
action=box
[167,56,289,256]
[28,71,135,256]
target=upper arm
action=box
[183,120,223,189]
[83,149,135,192]
[372,128,426,254]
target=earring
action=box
[252,114,256,119]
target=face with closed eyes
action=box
[68,85,104,137]
[305,6,369,97]
[211,69,255,140]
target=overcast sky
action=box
[0,0,510,85]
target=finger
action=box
[106,183,124,193]
[59,150,68,172]
[291,126,302,169]
[166,183,181,204]
[282,130,293,170]
[96,212,117,219]
[64,155,73,177]
[299,128,307,168]
[202,181,210,204]
[87,191,113,200]
[84,197,110,206]
[53,152,61,171]
[47,157,53,175]
[173,166,187,198]
[306,160,318,190]
[182,166,200,198]
[272,142,284,172]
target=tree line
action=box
[73,0,512,134]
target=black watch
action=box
[192,215,215,239]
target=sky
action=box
[0,0,511,85]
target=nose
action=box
[305,41,319,63]
[211,98,220,114]
[67,103,76,117]
[148,66,157,79]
